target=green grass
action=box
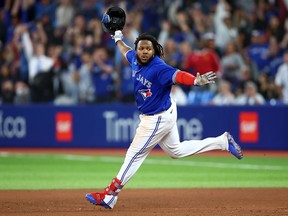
[0,152,287,190]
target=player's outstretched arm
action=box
[113,30,132,56]
[175,71,217,86]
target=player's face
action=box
[136,40,155,65]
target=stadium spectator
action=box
[280,18,288,51]
[0,63,12,84]
[3,0,22,44]
[199,32,222,58]
[278,0,288,25]
[234,81,265,105]
[214,0,238,53]
[253,0,269,30]
[264,36,285,77]
[114,17,138,68]
[65,33,84,69]
[138,0,161,36]
[60,64,80,104]
[1,79,14,104]
[1,41,18,81]
[65,14,88,41]
[187,2,213,43]
[0,9,7,48]
[182,40,221,77]
[20,24,54,84]
[158,20,170,48]
[275,51,288,104]
[38,12,55,45]
[77,51,94,104]
[233,65,255,98]
[174,8,197,48]
[55,0,75,29]
[15,23,57,103]
[267,15,285,43]
[162,38,182,68]
[170,85,188,106]
[34,0,56,25]
[245,29,269,75]
[257,73,279,102]
[14,80,30,104]
[116,55,135,103]
[91,47,115,103]
[0,63,14,102]
[181,36,220,104]
[210,80,235,105]
[233,0,255,15]
[47,44,68,100]
[79,0,103,21]
[221,42,246,88]
[86,18,105,48]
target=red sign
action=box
[239,112,259,143]
[56,112,73,142]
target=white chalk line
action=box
[0,152,287,171]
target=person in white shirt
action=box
[55,0,75,28]
[275,51,288,104]
[170,85,188,106]
[214,0,238,52]
[234,81,265,105]
[21,25,54,84]
[211,80,235,105]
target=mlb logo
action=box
[239,112,259,143]
[56,112,73,142]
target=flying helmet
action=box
[101,6,126,35]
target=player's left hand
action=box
[194,71,217,86]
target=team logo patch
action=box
[139,89,152,100]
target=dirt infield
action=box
[0,188,288,216]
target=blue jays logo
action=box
[139,89,152,100]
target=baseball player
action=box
[86,8,243,210]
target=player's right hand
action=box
[112,30,123,43]
[194,71,217,86]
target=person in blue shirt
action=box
[117,55,135,103]
[91,47,115,103]
[86,30,243,209]
[246,30,270,74]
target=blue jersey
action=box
[126,50,178,114]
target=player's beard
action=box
[136,55,154,66]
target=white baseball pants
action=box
[116,100,229,185]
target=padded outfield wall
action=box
[0,104,287,150]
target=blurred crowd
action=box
[0,0,288,106]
